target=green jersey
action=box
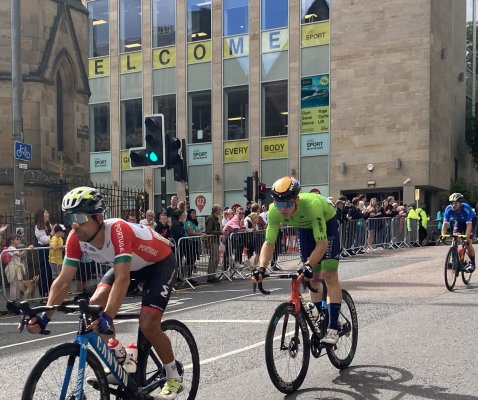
[265,192,336,243]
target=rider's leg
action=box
[321,269,342,330]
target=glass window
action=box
[301,0,330,24]
[188,91,212,143]
[261,159,288,185]
[187,0,212,42]
[223,57,249,86]
[89,77,110,104]
[88,0,109,57]
[262,52,288,81]
[301,46,329,77]
[119,0,142,53]
[153,68,177,95]
[153,95,176,136]
[224,86,248,140]
[262,81,288,137]
[120,72,143,100]
[121,98,143,149]
[261,0,288,30]
[152,0,176,48]
[188,165,212,192]
[121,169,144,190]
[223,0,248,36]
[90,103,110,152]
[300,155,328,185]
[187,63,212,91]
[224,162,249,190]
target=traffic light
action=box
[257,182,266,202]
[243,176,253,201]
[129,147,148,168]
[165,134,182,170]
[144,114,165,167]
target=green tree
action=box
[450,178,478,206]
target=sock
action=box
[471,256,475,266]
[328,303,342,331]
[164,360,181,380]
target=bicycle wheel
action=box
[137,319,200,400]
[264,302,310,394]
[444,247,458,291]
[462,253,473,285]
[326,289,359,369]
[22,342,109,400]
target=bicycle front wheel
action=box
[444,247,458,291]
[137,319,200,400]
[264,302,310,394]
[22,342,109,400]
[326,289,359,369]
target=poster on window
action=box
[300,75,329,133]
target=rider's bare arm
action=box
[259,241,275,268]
[441,221,449,237]
[306,239,328,268]
[103,261,131,318]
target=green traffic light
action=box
[149,152,159,163]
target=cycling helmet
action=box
[449,192,464,202]
[62,186,105,214]
[271,177,301,201]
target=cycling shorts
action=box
[297,215,340,272]
[99,252,177,315]
[453,217,477,239]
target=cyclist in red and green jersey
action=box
[255,176,343,345]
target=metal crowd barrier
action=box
[340,219,367,255]
[1,246,108,303]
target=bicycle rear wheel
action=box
[444,247,458,291]
[264,302,310,394]
[22,342,109,400]
[326,289,359,369]
[462,252,473,285]
[137,319,200,400]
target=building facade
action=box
[86,0,472,216]
[0,0,90,217]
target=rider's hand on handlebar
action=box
[297,264,313,280]
[252,267,266,284]
[25,313,50,334]
[88,313,114,335]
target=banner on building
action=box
[188,143,213,165]
[300,133,330,156]
[90,152,112,173]
[301,21,330,47]
[224,140,249,162]
[301,75,329,133]
[261,136,288,159]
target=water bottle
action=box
[305,302,319,319]
[124,343,138,374]
[108,338,130,366]
[459,248,465,262]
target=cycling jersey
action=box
[63,218,172,271]
[266,192,339,271]
[266,192,336,243]
[443,203,476,225]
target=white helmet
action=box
[62,186,105,214]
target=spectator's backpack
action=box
[1,247,11,265]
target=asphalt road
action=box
[1,245,478,400]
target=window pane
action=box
[224,86,248,140]
[121,98,143,149]
[188,165,212,192]
[262,81,288,137]
[188,91,212,143]
[262,51,288,81]
[224,162,249,190]
[153,95,177,136]
[300,155,328,185]
[261,159,288,185]
[88,0,109,57]
[89,103,110,152]
[187,62,211,91]
[153,68,177,95]
[261,0,288,30]
[224,57,249,86]
[223,0,248,36]
[120,0,142,53]
[120,72,143,99]
[301,0,330,24]
[301,46,329,76]
[89,77,110,104]
[187,0,212,42]
[152,0,176,47]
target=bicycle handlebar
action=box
[251,268,319,295]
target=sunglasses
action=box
[237,212,244,215]
[275,201,295,209]
[64,213,91,225]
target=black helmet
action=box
[449,193,464,203]
[271,177,301,201]
[62,186,105,214]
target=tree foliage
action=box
[450,178,478,207]
[465,113,478,168]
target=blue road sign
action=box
[14,141,32,161]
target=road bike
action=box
[442,234,473,291]
[9,299,200,399]
[253,271,358,394]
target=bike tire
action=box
[461,253,473,285]
[326,289,359,369]
[264,302,310,394]
[21,342,110,400]
[137,319,200,400]
[444,247,458,291]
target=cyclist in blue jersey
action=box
[441,192,477,272]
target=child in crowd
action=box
[49,224,66,280]
[4,234,33,300]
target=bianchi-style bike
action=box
[9,299,200,399]
[442,234,474,291]
[253,271,358,394]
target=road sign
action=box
[415,189,420,201]
[14,141,32,161]
[18,163,28,169]
[195,195,206,213]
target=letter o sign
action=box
[194,44,206,61]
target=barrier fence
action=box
[0,216,439,302]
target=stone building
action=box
[0,0,90,218]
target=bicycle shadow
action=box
[330,364,477,400]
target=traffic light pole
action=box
[160,167,167,213]
[11,0,25,236]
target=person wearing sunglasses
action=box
[253,176,343,345]
[27,186,184,399]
